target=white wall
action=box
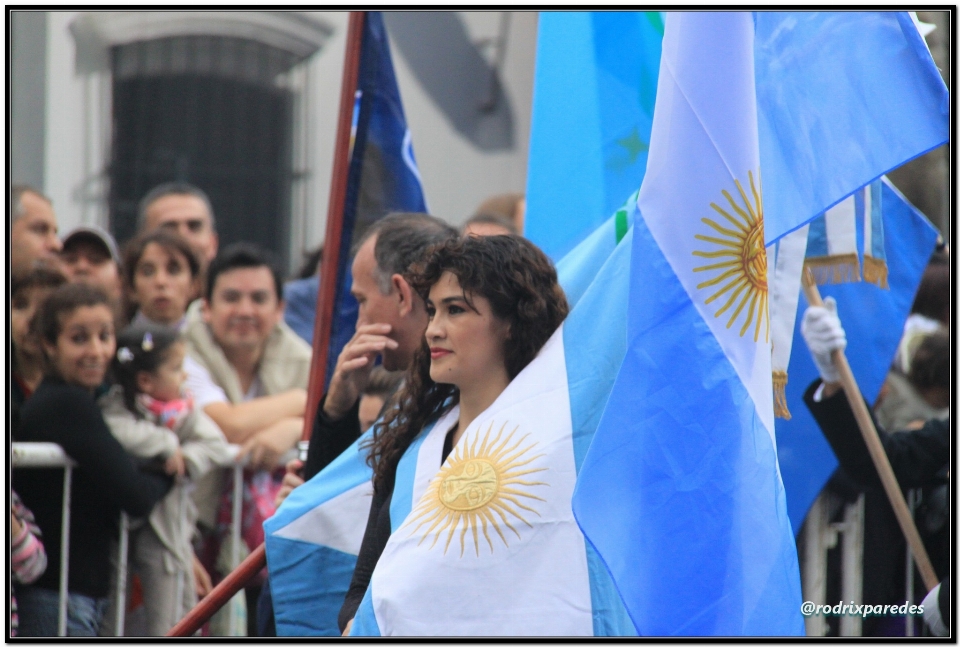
[34,11,539,255]
[389,11,537,226]
[44,10,112,235]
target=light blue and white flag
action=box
[266,199,637,636]
[527,11,947,262]
[347,199,639,637]
[803,179,888,289]
[572,13,804,635]
[263,435,373,635]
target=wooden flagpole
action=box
[304,10,368,437]
[801,268,938,592]
[167,11,368,636]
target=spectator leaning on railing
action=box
[13,283,173,637]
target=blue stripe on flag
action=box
[350,588,381,636]
[388,424,432,533]
[869,182,886,261]
[526,12,662,260]
[268,539,360,636]
[574,213,804,636]
[755,11,949,242]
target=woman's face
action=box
[132,242,196,325]
[425,272,510,390]
[44,304,116,390]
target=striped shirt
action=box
[12,491,47,635]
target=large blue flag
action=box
[525,12,663,261]
[325,11,428,385]
[266,199,637,636]
[755,11,949,241]
[576,12,798,635]
[775,180,940,533]
[571,10,947,636]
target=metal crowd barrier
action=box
[12,442,75,637]
[11,442,297,637]
[802,487,921,637]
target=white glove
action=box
[800,296,846,383]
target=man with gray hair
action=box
[10,185,62,280]
[260,212,456,635]
[138,182,219,268]
[280,212,458,490]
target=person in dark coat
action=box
[800,297,949,636]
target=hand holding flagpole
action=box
[801,268,938,593]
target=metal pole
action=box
[228,463,243,636]
[174,485,187,631]
[58,465,73,637]
[905,490,917,636]
[839,494,864,636]
[115,513,130,636]
[802,492,829,637]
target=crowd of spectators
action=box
[8,184,524,637]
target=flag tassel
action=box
[772,370,791,420]
[862,255,889,289]
[803,254,861,285]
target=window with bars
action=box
[109,35,296,268]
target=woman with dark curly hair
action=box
[338,235,568,634]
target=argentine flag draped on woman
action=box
[266,201,637,636]
[346,205,639,637]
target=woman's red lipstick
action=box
[430,347,451,360]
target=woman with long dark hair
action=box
[13,283,173,636]
[339,235,569,633]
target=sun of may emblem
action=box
[404,421,547,558]
[692,170,769,343]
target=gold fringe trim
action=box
[863,255,889,289]
[804,254,861,286]
[773,370,791,420]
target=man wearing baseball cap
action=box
[60,225,123,303]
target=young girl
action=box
[100,322,233,635]
[14,283,173,636]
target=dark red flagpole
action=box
[167,11,367,636]
[303,9,368,444]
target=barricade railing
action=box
[12,442,75,637]
[12,441,297,637]
[802,487,921,637]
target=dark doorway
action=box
[109,36,295,268]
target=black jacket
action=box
[13,377,173,598]
[803,380,949,586]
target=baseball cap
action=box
[61,225,121,264]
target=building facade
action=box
[11,11,538,271]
